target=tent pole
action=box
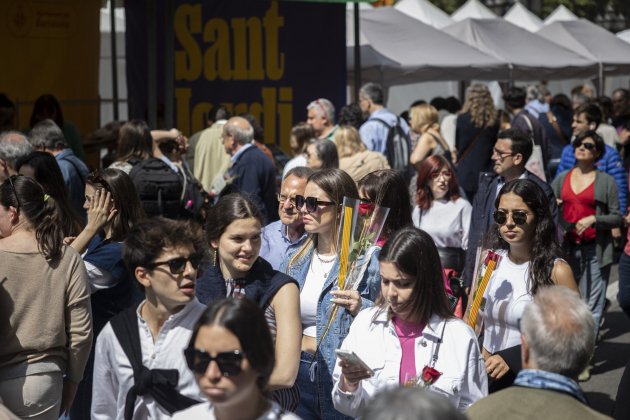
[147,0,157,128]
[164,0,174,129]
[598,62,604,96]
[109,0,119,121]
[353,2,361,102]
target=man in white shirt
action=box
[91,217,207,420]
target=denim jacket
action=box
[280,243,381,417]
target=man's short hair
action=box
[0,131,32,170]
[307,98,336,125]
[521,286,595,379]
[224,118,254,146]
[283,166,314,180]
[497,128,533,162]
[360,82,385,105]
[613,88,629,100]
[361,388,466,420]
[123,217,207,274]
[575,103,603,128]
[29,119,68,150]
[503,86,526,109]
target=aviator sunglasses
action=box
[573,141,596,151]
[146,253,203,274]
[493,209,529,226]
[295,195,336,213]
[184,348,243,376]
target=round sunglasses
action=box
[493,209,529,226]
[146,253,203,274]
[184,348,243,376]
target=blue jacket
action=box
[555,144,627,212]
[280,243,381,420]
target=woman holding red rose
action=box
[332,227,487,416]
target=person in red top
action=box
[552,130,622,380]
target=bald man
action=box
[221,117,278,223]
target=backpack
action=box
[372,117,412,180]
[129,158,185,219]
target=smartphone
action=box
[335,349,374,377]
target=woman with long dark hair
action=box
[332,227,486,416]
[477,178,577,391]
[281,169,381,420]
[173,298,300,419]
[0,175,92,418]
[413,155,471,276]
[16,150,84,237]
[66,168,146,418]
[305,138,339,170]
[109,120,154,173]
[195,193,302,411]
[357,169,412,245]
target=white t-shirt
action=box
[412,198,472,249]
[300,252,335,337]
[172,401,301,419]
[481,250,532,354]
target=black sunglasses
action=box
[493,209,529,226]
[295,195,335,213]
[573,141,596,151]
[184,348,243,376]
[7,175,21,210]
[146,253,203,274]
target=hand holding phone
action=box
[335,349,375,380]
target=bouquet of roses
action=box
[318,197,389,347]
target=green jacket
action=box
[552,169,621,267]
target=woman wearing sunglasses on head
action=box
[551,131,621,378]
[476,178,577,392]
[195,193,302,411]
[173,298,301,419]
[280,168,381,420]
[332,227,486,416]
[0,175,92,419]
[64,168,146,418]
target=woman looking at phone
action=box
[173,298,300,420]
[332,227,486,416]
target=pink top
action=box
[393,317,425,385]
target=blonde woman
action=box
[336,126,389,182]
[455,84,499,199]
[409,104,456,166]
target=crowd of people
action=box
[1,82,630,420]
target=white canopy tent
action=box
[544,4,578,25]
[348,8,509,86]
[503,1,543,32]
[451,0,497,21]
[618,29,630,44]
[394,0,453,29]
[443,18,598,81]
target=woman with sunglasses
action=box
[173,298,300,419]
[332,227,486,416]
[0,175,92,418]
[552,131,621,373]
[413,155,471,278]
[281,168,381,420]
[195,193,302,411]
[477,178,577,392]
[65,168,146,418]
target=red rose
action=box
[421,365,442,386]
[358,202,375,217]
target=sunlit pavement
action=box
[582,263,630,416]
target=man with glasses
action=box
[260,166,313,270]
[306,98,338,140]
[92,217,207,419]
[462,128,558,288]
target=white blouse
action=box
[412,198,472,249]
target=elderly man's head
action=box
[222,116,253,156]
[520,287,595,380]
[307,98,335,137]
[0,131,32,181]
